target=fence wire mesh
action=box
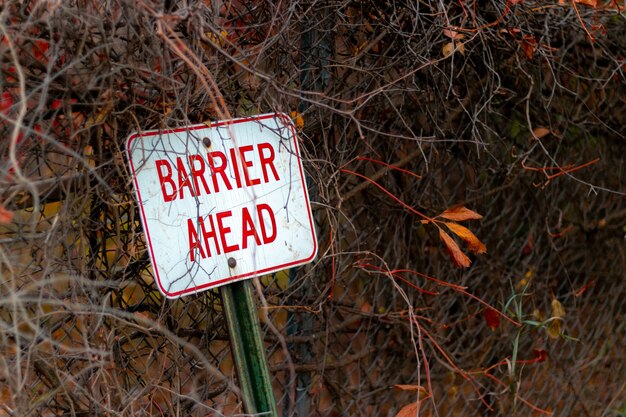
[1,1,624,416]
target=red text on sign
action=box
[155,142,280,202]
[186,203,277,262]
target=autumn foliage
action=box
[0,1,624,417]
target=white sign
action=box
[126,113,317,298]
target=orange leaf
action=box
[437,206,483,222]
[394,402,419,417]
[455,41,465,56]
[532,127,551,140]
[290,110,304,130]
[439,229,471,268]
[393,385,427,394]
[444,222,487,254]
[521,34,537,60]
[360,302,373,313]
[443,29,464,40]
[0,203,13,224]
[575,0,597,6]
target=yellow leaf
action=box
[437,206,483,222]
[551,298,565,319]
[516,268,535,289]
[205,30,229,47]
[439,228,471,268]
[517,277,529,289]
[444,222,487,254]
[532,309,544,322]
[547,319,561,339]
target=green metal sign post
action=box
[220,280,278,416]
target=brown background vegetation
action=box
[1,0,624,416]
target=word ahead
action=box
[185,204,277,261]
[127,113,317,298]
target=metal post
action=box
[220,280,278,416]
[284,5,330,415]
[286,268,313,417]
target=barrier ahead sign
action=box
[127,113,317,298]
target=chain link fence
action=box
[1,1,624,416]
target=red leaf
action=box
[548,226,572,239]
[33,40,49,62]
[522,233,534,256]
[0,203,13,224]
[484,308,501,330]
[533,349,548,362]
[0,92,13,114]
[439,229,471,268]
[591,24,606,37]
[574,280,595,297]
[437,206,483,222]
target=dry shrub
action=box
[0,1,624,416]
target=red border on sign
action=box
[126,113,317,298]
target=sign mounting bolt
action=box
[228,257,237,268]
[202,137,211,148]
